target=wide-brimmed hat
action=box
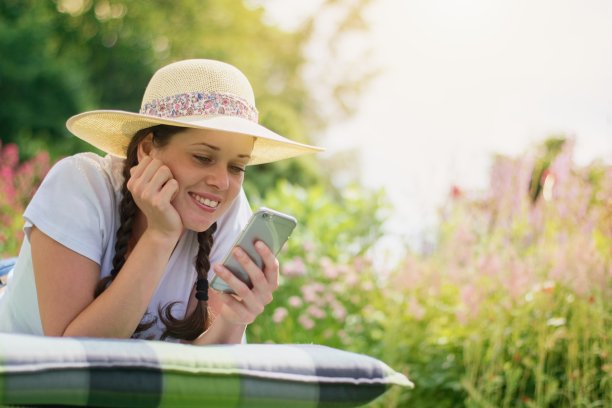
[66,59,323,165]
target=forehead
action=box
[173,128,254,153]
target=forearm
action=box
[63,231,176,338]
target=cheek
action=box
[227,175,244,199]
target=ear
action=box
[136,133,154,162]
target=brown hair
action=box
[94,124,216,341]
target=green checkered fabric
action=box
[0,332,412,407]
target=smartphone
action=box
[210,207,297,294]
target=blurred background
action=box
[1,1,610,406]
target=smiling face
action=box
[148,128,254,232]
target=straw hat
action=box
[66,59,323,165]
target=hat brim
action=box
[66,110,324,165]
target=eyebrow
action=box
[192,142,251,159]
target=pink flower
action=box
[282,257,306,277]
[319,257,337,278]
[344,270,359,286]
[302,241,315,253]
[301,283,324,303]
[298,315,314,330]
[307,305,326,319]
[331,303,347,320]
[272,307,288,324]
[0,143,19,168]
[450,185,462,199]
[288,296,303,308]
[352,256,366,273]
[458,284,481,322]
[324,293,336,304]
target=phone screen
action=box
[210,208,297,294]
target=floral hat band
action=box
[139,91,259,123]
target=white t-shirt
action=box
[0,153,252,341]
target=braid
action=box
[94,168,137,297]
[159,223,217,341]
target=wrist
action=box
[141,228,181,250]
[217,315,247,333]
[193,316,246,345]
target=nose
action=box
[205,163,230,191]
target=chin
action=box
[181,203,229,233]
[185,221,215,233]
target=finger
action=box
[147,165,174,192]
[138,158,165,185]
[218,295,257,325]
[229,248,273,308]
[129,155,152,179]
[213,263,255,301]
[158,178,179,203]
[254,241,279,289]
[128,159,162,196]
[232,246,269,291]
[139,165,173,203]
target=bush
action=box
[0,142,50,256]
[375,139,611,407]
[246,180,390,347]
[248,138,611,407]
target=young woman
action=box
[0,59,322,343]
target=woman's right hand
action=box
[126,155,183,240]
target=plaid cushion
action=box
[0,332,412,407]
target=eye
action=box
[193,155,212,164]
[229,165,246,175]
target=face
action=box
[148,128,254,232]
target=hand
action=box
[211,241,280,326]
[127,155,183,240]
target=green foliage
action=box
[249,138,611,407]
[246,179,389,347]
[377,138,611,407]
[0,0,375,192]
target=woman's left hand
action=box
[210,240,279,326]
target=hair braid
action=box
[94,169,137,297]
[159,223,217,341]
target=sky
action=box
[259,0,612,257]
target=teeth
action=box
[193,193,219,208]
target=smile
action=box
[190,193,219,209]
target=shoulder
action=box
[23,154,125,263]
[49,153,125,194]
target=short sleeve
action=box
[23,154,116,265]
[208,188,252,277]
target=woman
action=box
[0,59,322,343]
